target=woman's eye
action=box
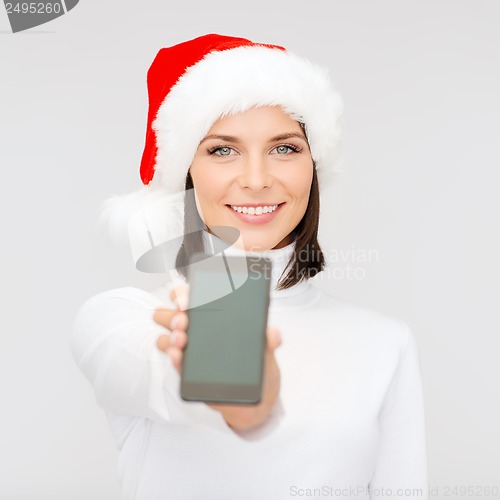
[273,144,300,155]
[209,146,234,156]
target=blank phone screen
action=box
[183,260,269,386]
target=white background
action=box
[1,1,499,498]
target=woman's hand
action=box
[153,284,282,432]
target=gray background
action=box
[1,0,499,498]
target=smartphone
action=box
[180,251,272,405]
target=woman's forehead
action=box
[205,105,305,135]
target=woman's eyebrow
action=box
[199,134,240,145]
[269,132,308,142]
[199,132,307,145]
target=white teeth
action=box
[230,204,279,215]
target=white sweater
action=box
[71,238,428,500]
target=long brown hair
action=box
[174,162,325,290]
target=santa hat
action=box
[100,33,343,274]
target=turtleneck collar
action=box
[201,230,312,301]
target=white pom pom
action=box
[98,186,166,246]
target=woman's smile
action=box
[225,202,286,224]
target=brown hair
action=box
[174,163,325,290]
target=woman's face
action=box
[189,105,314,251]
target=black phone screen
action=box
[180,253,271,404]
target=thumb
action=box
[266,326,282,352]
[169,283,190,311]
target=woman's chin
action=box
[233,233,287,252]
[206,223,291,252]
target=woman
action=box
[72,34,428,499]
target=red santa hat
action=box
[100,33,343,271]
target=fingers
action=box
[155,330,188,351]
[156,330,188,374]
[153,308,188,331]
[156,334,170,352]
[155,336,184,372]
[153,286,190,374]
[168,347,183,372]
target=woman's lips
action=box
[225,203,285,224]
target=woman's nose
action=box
[238,155,273,190]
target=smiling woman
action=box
[71,33,428,500]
